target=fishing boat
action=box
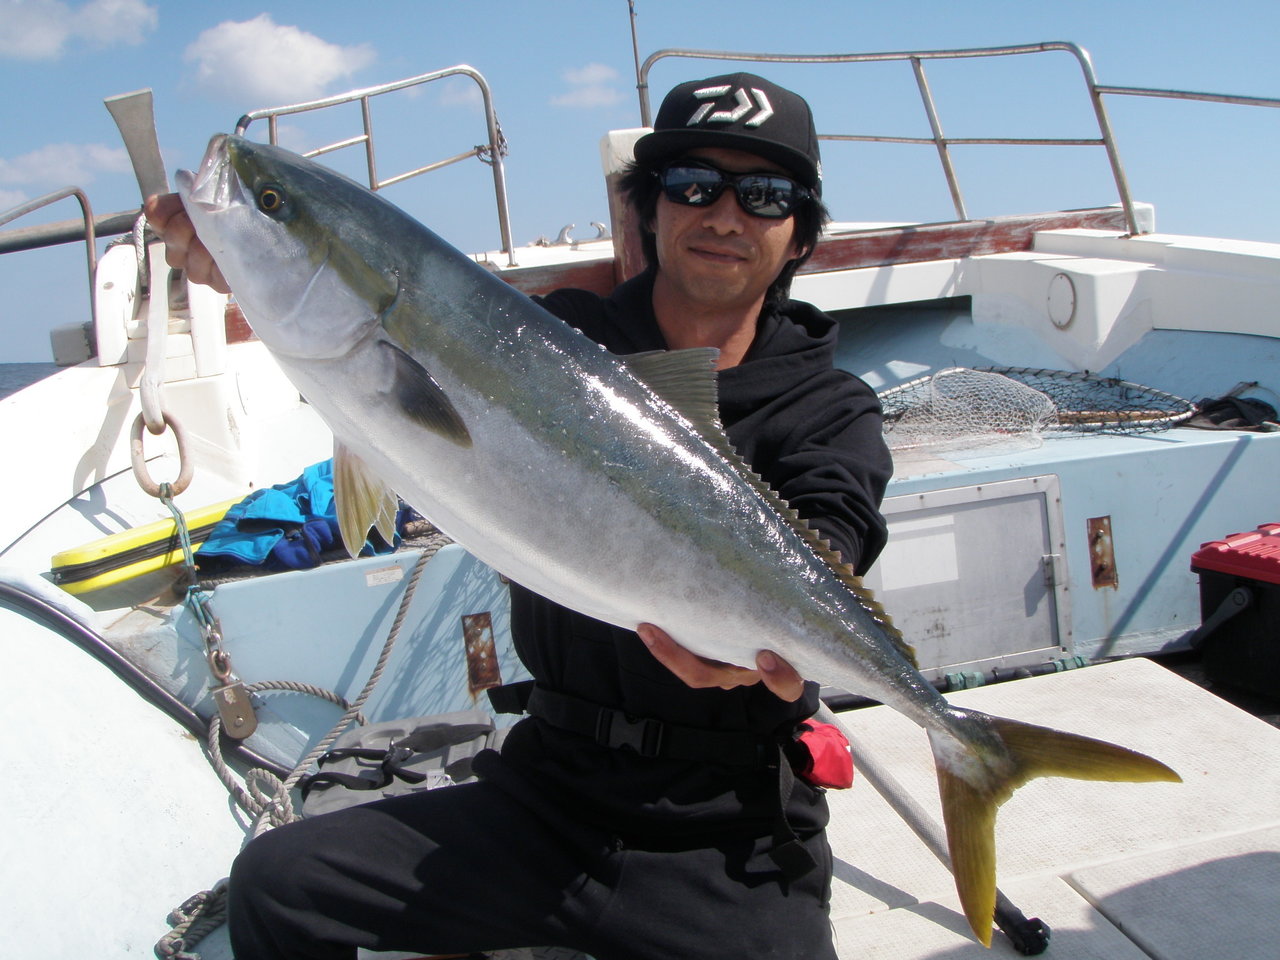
[2,42,1278,960]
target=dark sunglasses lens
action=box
[661,166,725,207]
[736,174,798,218]
[660,165,801,219]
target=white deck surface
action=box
[825,657,1280,958]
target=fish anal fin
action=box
[379,340,472,448]
[935,763,999,947]
[931,710,1180,945]
[333,440,400,558]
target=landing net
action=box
[877,366,1196,454]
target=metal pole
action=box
[629,1,651,126]
[0,187,99,326]
[910,57,968,221]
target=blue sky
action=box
[1,0,1277,362]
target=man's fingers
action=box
[144,192,185,233]
[756,650,806,703]
[184,243,231,294]
[638,624,806,700]
[637,623,760,690]
[143,192,231,294]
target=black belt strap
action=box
[487,679,535,716]
[523,685,775,767]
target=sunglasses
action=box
[657,161,810,219]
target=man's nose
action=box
[701,189,747,233]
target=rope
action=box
[154,880,229,960]
[203,680,366,828]
[159,483,199,589]
[276,546,433,799]
[204,541,426,832]
[159,544,438,958]
[133,212,151,297]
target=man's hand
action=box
[143,193,231,294]
[636,622,805,702]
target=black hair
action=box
[617,158,830,306]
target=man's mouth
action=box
[689,243,749,263]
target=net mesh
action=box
[878,366,1196,455]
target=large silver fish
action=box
[178,134,1178,945]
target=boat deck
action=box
[825,657,1280,958]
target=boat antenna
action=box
[627,0,647,124]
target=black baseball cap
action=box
[635,72,822,192]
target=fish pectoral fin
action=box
[931,712,1181,946]
[332,440,401,557]
[380,340,472,448]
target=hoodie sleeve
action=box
[769,370,892,576]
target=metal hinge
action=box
[1042,553,1063,587]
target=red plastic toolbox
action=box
[1190,523,1280,697]
[1191,523,1280,584]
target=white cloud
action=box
[0,188,28,211]
[438,79,483,109]
[0,0,156,61]
[551,63,624,108]
[77,0,158,48]
[272,124,314,155]
[183,14,376,106]
[0,142,132,188]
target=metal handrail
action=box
[234,65,517,266]
[0,186,98,324]
[637,42,1280,236]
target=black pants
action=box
[228,778,836,959]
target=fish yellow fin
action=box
[332,440,400,557]
[932,710,1181,946]
[935,765,1000,946]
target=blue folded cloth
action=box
[197,459,399,571]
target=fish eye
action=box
[257,184,286,214]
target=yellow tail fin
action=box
[931,710,1181,946]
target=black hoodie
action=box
[479,269,892,837]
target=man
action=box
[147,72,891,960]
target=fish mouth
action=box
[176,133,240,212]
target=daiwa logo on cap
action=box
[636,71,822,190]
[686,84,775,128]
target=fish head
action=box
[177,134,398,360]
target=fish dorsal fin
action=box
[379,339,472,448]
[624,349,916,669]
[622,348,723,438]
[333,440,400,557]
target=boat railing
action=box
[0,186,100,326]
[637,42,1280,237]
[234,64,517,267]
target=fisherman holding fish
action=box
[148,68,1177,959]
[148,72,889,960]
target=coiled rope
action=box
[156,533,452,958]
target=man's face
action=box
[650,147,804,314]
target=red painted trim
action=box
[491,207,1132,298]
